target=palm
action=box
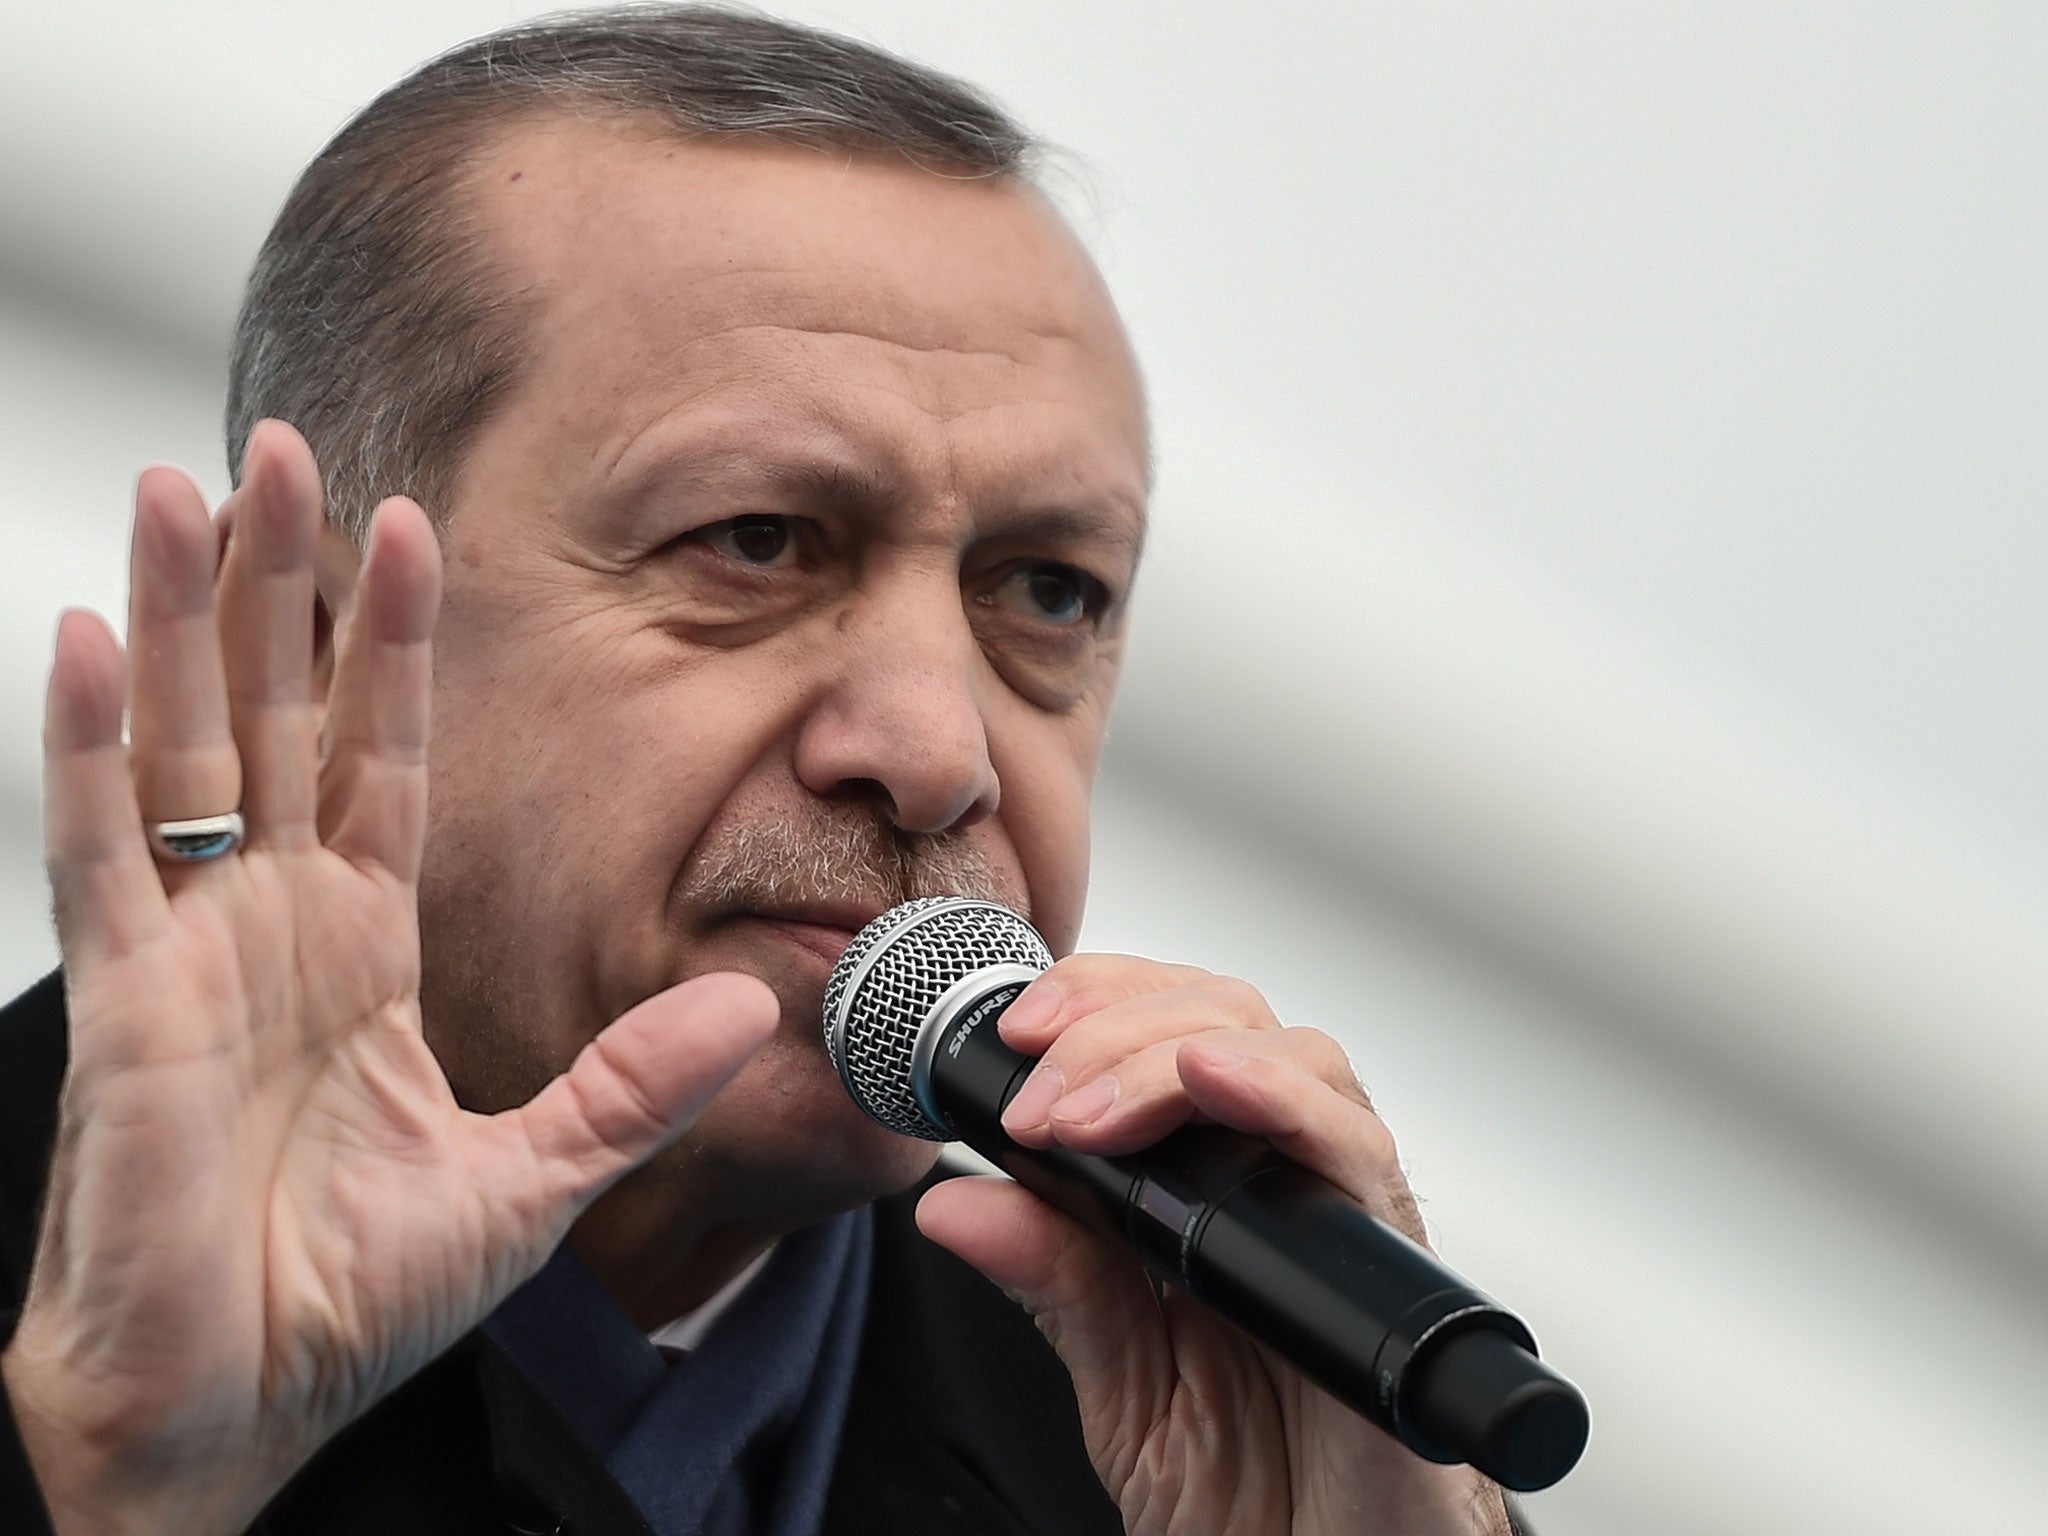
[1105,1310,1298,1533]
[10,428,773,1535]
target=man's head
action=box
[227,5,1050,544]
[225,6,1148,1280]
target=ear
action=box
[311,520,365,728]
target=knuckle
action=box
[1198,973,1276,1029]
[1031,1034,1093,1079]
[1371,1109,1400,1155]
[1036,958,1127,1019]
[1282,1025,1361,1086]
[135,742,237,779]
[1037,952,1102,996]
[1043,952,1208,1011]
[1354,1111,1400,1173]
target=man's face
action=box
[408,116,1149,1226]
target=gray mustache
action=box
[678,811,1020,919]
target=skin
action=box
[397,118,1150,1327]
[2,115,1507,1534]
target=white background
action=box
[2,4,2044,1530]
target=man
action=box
[0,9,1521,1534]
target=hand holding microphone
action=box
[824,898,1588,1510]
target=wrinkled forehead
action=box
[457,115,1151,514]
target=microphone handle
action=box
[923,979,1589,1493]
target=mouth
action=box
[729,902,890,970]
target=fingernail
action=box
[1051,1073,1119,1128]
[1185,1041,1249,1071]
[999,978,1061,1038]
[1001,1062,1066,1134]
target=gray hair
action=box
[225,4,1040,544]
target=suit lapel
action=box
[0,971,67,1319]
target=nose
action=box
[792,582,1000,834]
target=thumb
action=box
[501,971,779,1209]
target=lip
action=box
[735,904,888,969]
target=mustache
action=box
[677,803,1024,922]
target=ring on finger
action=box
[146,811,245,864]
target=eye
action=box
[986,561,1109,628]
[700,515,799,568]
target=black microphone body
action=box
[824,898,1590,1494]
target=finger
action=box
[1000,974,1288,1143]
[1026,1023,1346,1153]
[43,611,170,961]
[500,972,779,1206]
[996,951,1211,1054]
[125,465,241,830]
[216,421,323,845]
[318,497,441,883]
[1175,1040,1420,1241]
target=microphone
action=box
[822,897,1589,1493]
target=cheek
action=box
[992,710,1104,957]
[420,599,823,994]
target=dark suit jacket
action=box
[0,970,1126,1536]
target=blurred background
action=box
[3,2,2044,1530]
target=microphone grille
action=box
[823,896,1052,1140]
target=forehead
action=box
[457,114,1149,523]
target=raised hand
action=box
[0,422,777,1536]
[916,955,1514,1536]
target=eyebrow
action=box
[738,455,1146,561]
[608,437,1147,565]
[764,457,900,517]
[981,503,1148,566]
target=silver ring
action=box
[146,812,245,864]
